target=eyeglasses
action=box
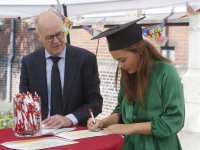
[45,32,65,42]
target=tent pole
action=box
[62,4,71,45]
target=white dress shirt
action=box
[45,47,78,126]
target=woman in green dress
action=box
[87,16,185,150]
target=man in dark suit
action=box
[19,10,103,128]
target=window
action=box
[161,46,175,62]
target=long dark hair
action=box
[115,39,172,107]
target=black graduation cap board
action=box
[92,16,146,51]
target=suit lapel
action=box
[63,44,78,111]
[34,48,48,106]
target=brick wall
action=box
[14,20,43,56]
[0,19,11,101]
[0,19,189,119]
[0,19,43,102]
[0,20,11,56]
[0,56,7,100]
[166,24,189,65]
[70,27,111,61]
[11,57,22,101]
[97,71,120,119]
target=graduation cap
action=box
[92,16,146,51]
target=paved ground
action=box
[0,100,199,149]
[178,130,200,150]
[0,100,13,112]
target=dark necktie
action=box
[49,56,63,116]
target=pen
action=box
[89,109,96,124]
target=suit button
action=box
[44,113,47,117]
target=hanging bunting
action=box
[81,17,106,37]
[22,16,36,24]
[92,17,106,31]
[186,1,200,17]
[142,23,165,38]
[0,17,6,25]
[80,25,95,36]
[17,17,21,21]
[91,17,106,37]
[142,23,169,46]
[150,36,169,46]
[62,16,73,36]
[64,19,73,36]
[51,5,73,36]
[1,3,200,46]
[106,40,109,49]
[59,14,73,36]
[81,24,104,37]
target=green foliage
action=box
[0,110,14,129]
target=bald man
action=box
[19,11,103,128]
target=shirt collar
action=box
[45,45,66,59]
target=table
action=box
[0,126,124,150]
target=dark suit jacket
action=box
[19,43,103,126]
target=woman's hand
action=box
[102,122,152,135]
[102,124,134,135]
[87,118,104,132]
[87,113,120,132]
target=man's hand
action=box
[42,115,73,129]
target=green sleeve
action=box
[112,88,124,113]
[151,68,185,138]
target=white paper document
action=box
[41,127,76,136]
[1,137,79,150]
[56,129,106,140]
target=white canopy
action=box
[66,0,200,17]
[0,0,200,18]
